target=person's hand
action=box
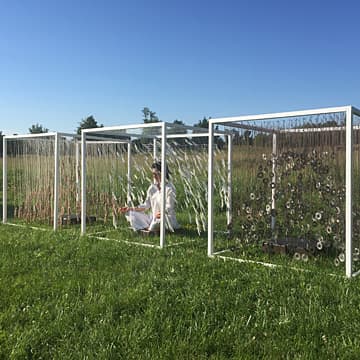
[119,207,129,213]
[155,211,161,219]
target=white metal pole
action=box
[227,134,232,229]
[153,138,157,160]
[81,132,87,235]
[345,107,353,278]
[127,142,131,207]
[2,137,7,223]
[271,133,277,231]
[75,140,80,205]
[160,123,166,248]
[53,133,60,231]
[208,122,215,256]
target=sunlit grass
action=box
[1,224,360,358]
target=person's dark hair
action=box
[151,161,171,180]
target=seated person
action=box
[119,161,180,232]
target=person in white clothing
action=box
[119,161,180,232]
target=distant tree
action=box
[142,107,150,122]
[139,107,160,145]
[142,107,159,123]
[193,116,226,148]
[77,115,103,135]
[194,116,210,129]
[29,123,49,134]
[173,119,184,126]
[149,111,159,122]
[171,119,186,131]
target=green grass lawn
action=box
[1,224,360,359]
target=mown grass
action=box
[1,224,360,359]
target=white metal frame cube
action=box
[81,122,230,249]
[208,105,360,278]
[2,132,80,230]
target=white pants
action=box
[125,211,160,231]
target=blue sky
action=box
[0,0,359,134]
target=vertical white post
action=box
[227,134,232,228]
[153,138,157,160]
[345,107,353,278]
[160,124,167,248]
[271,133,277,231]
[75,140,80,205]
[81,131,87,235]
[127,142,132,207]
[53,133,60,231]
[208,122,215,256]
[2,137,7,223]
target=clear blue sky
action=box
[0,0,359,134]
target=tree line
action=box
[10,108,210,135]
[0,108,211,156]
[1,111,350,157]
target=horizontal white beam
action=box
[86,140,131,144]
[170,123,208,132]
[82,122,230,136]
[82,122,167,133]
[281,124,360,134]
[58,132,79,138]
[4,132,78,140]
[210,106,350,125]
[225,121,277,134]
[85,133,131,143]
[87,132,153,141]
[4,132,58,140]
[88,234,161,249]
[281,126,345,133]
[156,132,224,139]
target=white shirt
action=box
[140,182,180,230]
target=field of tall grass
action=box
[3,136,360,273]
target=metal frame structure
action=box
[2,132,79,230]
[81,122,168,248]
[208,105,360,278]
[81,122,230,249]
